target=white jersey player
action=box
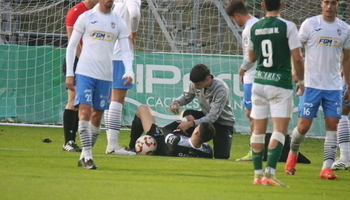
[104,0,141,155]
[65,0,133,169]
[285,0,350,180]
[300,15,350,90]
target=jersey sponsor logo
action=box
[317,37,341,47]
[254,71,281,82]
[255,27,279,35]
[91,21,97,24]
[315,28,322,31]
[90,31,113,42]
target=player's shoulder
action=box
[301,15,321,26]
[68,2,89,14]
[243,17,259,32]
[334,18,350,30]
[213,77,229,90]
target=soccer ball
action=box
[135,135,157,155]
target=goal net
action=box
[0,0,349,136]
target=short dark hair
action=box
[225,0,249,16]
[190,64,211,83]
[198,122,216,143]
[264,0,281,12]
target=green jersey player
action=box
[247,0,305,186]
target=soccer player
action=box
[62,0,98,152]
[248,0,305,186]
[284,0,350,180]
[226,0,259,161]
[332,85,350,170]
[167,64,236,159]
[127,104,215,158]
[65,0,133,169]
[104,0,141,155]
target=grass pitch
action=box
[0,125,349,200]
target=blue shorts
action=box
[342,85,350,106]
[112,60,133,89]
[74,74,111,110]
[298,87,342,118]
[243,83,252,110]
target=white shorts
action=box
[250,83,293,119]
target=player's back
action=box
[250,17,294,89]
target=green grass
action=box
[0,125,349,200]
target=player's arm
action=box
[65,7,83,58]
[248,49,257,63]
[193,87,229,126]
[66,27,82,58]
[342,49,350,103]
[119,37,134,85]
[126,0,141,47]
[286,21,305,95]
[291,47,305,96]
[65,29,81,91]
[117,17,134,85]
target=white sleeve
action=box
[343,25,350,50]
[241,28,255,70]
[288,22,302,50]
[65,30,81,77]
[119,37,133,72]
[298,19,309,44]
[126,0,141,32]
[66,14,84,77]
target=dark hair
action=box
[198,122,216,143]
[190,64,211,83]
[225,0,249,16]
[264,0,281,12]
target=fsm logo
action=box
[90,30,113,42]
[317,36,341,47]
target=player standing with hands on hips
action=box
[284,0,350,180]
[105,0,141,155]
[65,0,133,169]
[248,0,305,186]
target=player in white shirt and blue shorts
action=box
[225,0,259,161]
[285,0,350,180]
[104,0,141,155]
[65,0,133,169]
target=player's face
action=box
[99,0,114,9]
[320,0,339,21]
[230,13,244,27]
[193,78,209,89]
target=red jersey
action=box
[65,2,89,27]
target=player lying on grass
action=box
[126,104,216,158]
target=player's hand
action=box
[177,121,194,131]
[238,67,245,84]
[65,76,75,91]
[343,87,350,103]
[169,101,180,114]
[296,80,305,96]
[122,70,134,85]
